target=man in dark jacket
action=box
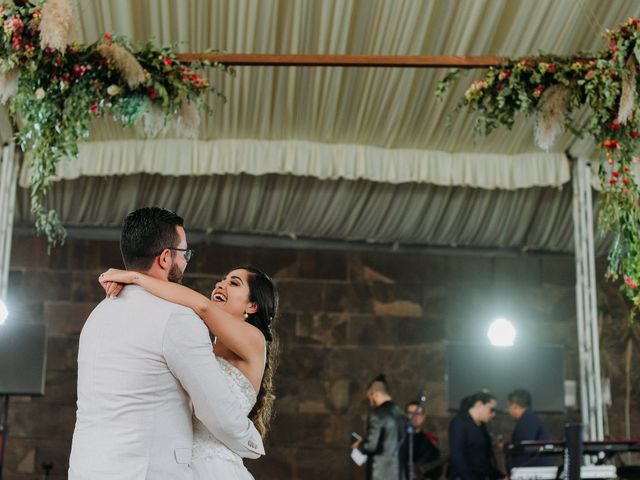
[506,389,551,469]
[352,374,407,480]
[448,391,504,480]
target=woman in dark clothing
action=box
[448,392,504,480]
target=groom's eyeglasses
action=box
[167,247,194,263]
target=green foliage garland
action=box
[437,18,640,310]
[0,1,232,247]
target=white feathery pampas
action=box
[97,44,146,88]
[618,56,636,125]
[535,85,569,151]
[175,100,200,138]
[39,0,73,53]
[143,104,168,137]
[0,68,19,104]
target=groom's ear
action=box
[157,248,172,271]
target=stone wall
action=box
[2,236,637,479]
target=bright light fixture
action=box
[0,299,7,325]
[487,318,516,346]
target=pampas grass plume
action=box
[0,68,19,104]
[175,100,200,138]
[535,85,569,151]
[39,0,73,53]
[97,43,146,88]
[143,104,168,137]
[618,56,636,125]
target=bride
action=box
[100,264,279,479]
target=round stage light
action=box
[487,318,516,346]
[0,299,7,325]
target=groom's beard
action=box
[168,263,183,284]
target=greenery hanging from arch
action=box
[437,18,640,310]
[0,0,231,248]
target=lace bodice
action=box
[192,357,257,463]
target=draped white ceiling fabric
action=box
[21,140,570,189]
[12,0,639,253]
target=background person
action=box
[404,401,443,480]
[352,374,407,480]
[448,391,504,480]
[506,389,551,469]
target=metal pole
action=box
[572,165,591,435]
[0,144,16,300]
[580,159,604,440]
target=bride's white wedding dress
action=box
[192,357,258,479]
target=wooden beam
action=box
[175,53,506,68]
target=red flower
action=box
[609,178,617,185]
[148,86,158,100]
[89,104,98,113]
[164,57,172,66]
[533,85,545,97]
[610,119,622,131]
[603,139,620,149]
[624,166,631,172]
[623,178,629,185]
[104,33,111,41]
[632,130,639,138]
[613,171,620,177]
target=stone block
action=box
[186,244,252,276]
[296,250,348,281]
[8,403,76,438]
[40,370,77,404]
[276,280,325,313]
[49,239,103,271]
[296,313,348,345]
[3,437,71,478]
[70,272,106,302]
[294,445,356,480]
[9,236,50,270]
[250,247,297,279]
[324,282,372,313]
[12,271,73,305]
[268,412,327,446]
[372,299,422,317]
[43,302,94,337]
[247,446,294,479]
[325,378,350,412]
[46,337,79,371]
[277,345,328,380]
[98,240,124,269]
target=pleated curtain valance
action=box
[19,139,570,190]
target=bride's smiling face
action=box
[211,268,257,319]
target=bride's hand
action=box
[98,268,137,298]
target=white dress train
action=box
[191,358,258,480]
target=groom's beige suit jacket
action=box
[68,285,264,480]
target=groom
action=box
[69,207,264,479]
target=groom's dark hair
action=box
[120,207,184,271]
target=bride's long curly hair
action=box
[237,265,280,438]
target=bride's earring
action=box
[243,312,249,319]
